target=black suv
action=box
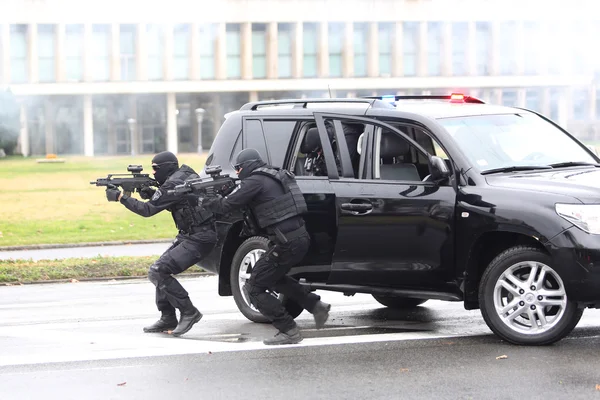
[198,94,600,346]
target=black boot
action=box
[312,301,331,329]
[263,326,303,345]
[172,307,202,337]
[143,313,178,333]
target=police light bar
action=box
[450,93,465,103]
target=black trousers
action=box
[148,227,216,314]
[244,231,320,332]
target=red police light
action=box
[450,93,465,103]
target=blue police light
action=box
[382,95,396,103]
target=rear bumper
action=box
[547,227,600,307]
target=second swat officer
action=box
[203,148,331,345]
[105,151,216,337]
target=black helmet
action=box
[234,148,262,170]
[151,151,179,185]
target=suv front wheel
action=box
[230,236,304,323]
[479,246,583,345]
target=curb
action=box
[0,239,173,251]
[0,272,212,286]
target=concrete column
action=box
[557,88,570,128]
[318,21,328,78]
[136,24,147,81]
[241,23,252,79]
[107,99,117,154]
[417,22,427,77]
[83,94,94,156]
[166,92,178,153]
[128,95,138,155]
[467,21,477,76]
[541,88,551,116]
[110,24,120,81]
[28,24,38,83]
[190,23,200,80]
[1,24,9,84]
[517,88,526,108]
[489,21,500,76]
[342,22,353,78]
[249,91,258,102]
[163,24,173,81]
[514,21,525,76]
[19,103,29,157]
[442,22,452,77]
[211,93,222,140]
[492,89,502,105]
[215,23,226,80]
[55,24,65,81]
[266,22,278,79]
[392,22,403,77]
[44,98,55,154]
[83,24,93,81]
[292,22,303,78]
[367,22,378,78]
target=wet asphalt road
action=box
[1,276,599,399]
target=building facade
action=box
[1,0,600,156]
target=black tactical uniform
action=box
[203,148,331,345]
[105,151,216,337]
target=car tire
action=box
[372,295,427,309]
[230,236,304,323]
[479,246,584,345]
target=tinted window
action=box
[244,119,269,163]
[262,121,296,167]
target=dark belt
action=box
[271,225,307,244]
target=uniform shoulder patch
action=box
[152,189,162,201]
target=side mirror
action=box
[429,155,451,181]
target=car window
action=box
[262,120,297,167]
[439,113,597,171]
[371,127,427,182]
[243,119,269,163]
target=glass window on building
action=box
[427,22,442,76]
[252,24,267,79]
[91,24,110,81]
[502,90,518,107]
[54,96,84,154]
[475,22,491,76]
[549,89,560,121]
[226,24,241,79]
[10,24,28,83]
[120,24,136,81]
[523,22,541,75]
[573,89,589,121]
[525,89,541,112]
[303,23,318,78]
[452,22,468,76]
[199,24,216,79]
[378,23,393,77]
[278,23,292,78]
[173,24,190,80]
[138,94,167,153]
[353,23,368,77]
[403,22,419,76]
[38,25,55,82]
[147,25,163,81]
[328,23,344,77]
[65,25,83,81]
[499,22,518,75]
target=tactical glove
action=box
[139,187,156,200]
[106,186,121,202]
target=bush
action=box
[0,89,20,156]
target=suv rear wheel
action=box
[479,246,584,345]
[372,295,427,309]
[230,236,304,323]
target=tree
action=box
[0,89,20,155]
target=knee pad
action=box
[148,264,161,286]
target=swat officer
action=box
[203,148,331,345]
[104,151,216,337]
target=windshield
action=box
[438,113,597,172]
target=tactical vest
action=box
[250,167,307,229]
[168,167,213,232]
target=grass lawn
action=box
[0,154,207,247]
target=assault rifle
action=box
[168,165,237,197]
[90,165,158,196]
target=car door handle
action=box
[341,203,373,212]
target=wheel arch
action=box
[217,221,246,296]
[463,230,550,309]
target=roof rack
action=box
[361,94,486,104]
[239,98,392,111]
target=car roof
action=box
[392,101,527,119]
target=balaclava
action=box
[151,151,179,185]
[235,148,266,179]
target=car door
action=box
[313,113,457,293]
